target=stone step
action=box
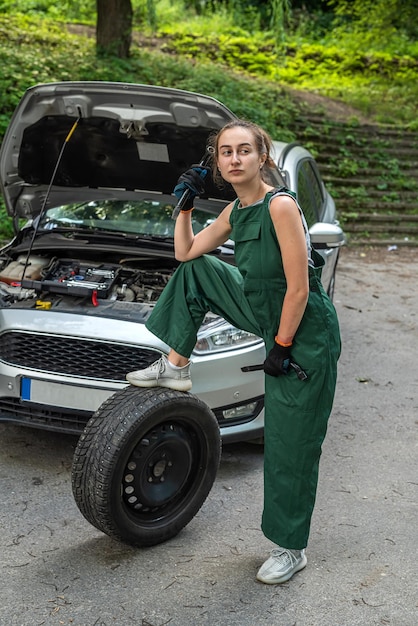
[347,213,418,222]
[323,176,418,191]
[328,188,418,200]
[294,122,417,138]
[314,145,418,158]
[341,213,418,242]
[289,112,418,245]
[318,161,418,175]
[295,134,418,152]
[300,135,418,149]
[345,222,418,234]
[300,135,418,152]
[337,200,417,212]
[294,116,418,139]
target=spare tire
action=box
[71,386,221,547]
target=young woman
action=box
[126,119,341,584]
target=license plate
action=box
[21,377,113,412]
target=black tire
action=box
[71,386,221,547]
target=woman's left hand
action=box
[263,343,291,376]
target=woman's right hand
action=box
[173,166,208,212]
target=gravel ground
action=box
[0,245,416,626]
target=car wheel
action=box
[71,386,221,547]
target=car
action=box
[0,81,345,446]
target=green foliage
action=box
[0,5,416,127]
[182,0,290,33]
[275,44,417,124]
[0,0,95,23]
[329,0,418,43]
[158,29,278,75]
[0,0,162,28]
[334,158,359,178]
[341,185,368,202]
[0,15,88,137]
[0,203,15,241]
[157,27,418,124]
[156,0,418,125]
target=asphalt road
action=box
[0,245,416,626]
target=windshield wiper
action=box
[39,222,175,243]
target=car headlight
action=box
[193,319,262,355]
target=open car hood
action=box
[0,81,241,219]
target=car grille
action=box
[0,397,91,435]
[0,331,160,382]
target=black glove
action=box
[173,166,208,211]
[263,342,291,377]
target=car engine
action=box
[0,254,175,307]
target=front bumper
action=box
[0,370,265,443]
[0,309,266,443]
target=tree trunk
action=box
[96,0,133,58]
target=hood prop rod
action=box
[20,108,82,290]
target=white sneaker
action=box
[256,547,307,584]
[126,355,192,392]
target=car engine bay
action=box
[0,252,176,310]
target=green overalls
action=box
[146,190,341,549]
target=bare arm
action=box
[269,195,309,344]
[174,205,233,261]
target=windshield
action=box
[38,199,218,237]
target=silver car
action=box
[0,81,344,445]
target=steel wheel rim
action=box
[120,420,202,522]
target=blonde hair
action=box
[207,119,276,187]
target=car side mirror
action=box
[309,222,346,249]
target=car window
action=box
[39,200,215,237]
[296,159,324,227]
